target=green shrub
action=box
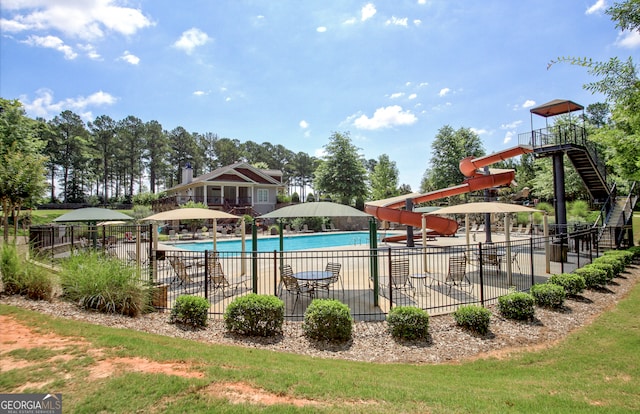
[386,306,430,340]
[224,294,285,336]
[170,295,210,328]
[603,250,634,265]
[530,283,565,308]
[588,262,616,282]
[23,263,54,301]
[60,252,150,317]
[574,266,608,288]
[593,256,625,276]
[498,291,535,320]
[303,299,353,342]
[548,273,586,296]
[628,246,640,258]
[453,305,491,335]
[1,243,23,295]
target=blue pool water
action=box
[175,231,371,252]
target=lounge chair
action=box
[321,223,330,232]
[207,259,250,297]
[168,256,202,290]
[127,250,148,266]
[301,224,314,233]
[430,255,471,294]
[279,264,315,314]
[329,223,340,232]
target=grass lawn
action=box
[1,276,640,413]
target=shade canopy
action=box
[53,208,133,223]
[530,99,583,118]
[259,202,371,219]
[143,208,240,221]
[425,202,541,215]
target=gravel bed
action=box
[2,266,637,364]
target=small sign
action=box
[0,393,62,414]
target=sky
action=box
[1,0,638,192]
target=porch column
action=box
[203,184,208,206]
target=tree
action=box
[116,116,146,199]
[88,115,116,202]
[0,99,47,240]
[48,111,89,202]
[168,126,198,187]
[370,154,400,200]
[314,132,368,205]
[422,125,485,193]
[214,138,243,166]
[145,120,169,193]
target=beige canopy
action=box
[425,202,540,215]
[143,208,239,221]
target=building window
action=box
[257,189,269,203]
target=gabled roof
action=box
[168,162,283,191]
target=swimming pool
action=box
[175,231,372,252]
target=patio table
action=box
[294,270,334,290]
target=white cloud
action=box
[22,35,77,59]
[413,19,422,26]
[500,120,523,129]
[504,131,515,144]
[418,0,428,4]
[120,50,140,65]
[390,92,404,99]
[299,120,309,129]
[418,82,429,87]
[1,0,153,40]
[586,0,606,15]
[438,87,450,97]
[522,99,536,108]
[361,3,377,21]
[193,90,207,96]
[20,89,116,120]
[408,93,417,100]
[470,127,488,135]
[352,105,418,130]
[343,17,357,25]
[78,43,100,60]
[174,28,210,54]
[385,16,408,27]
[615,30,640,48]
[316,26,327,32]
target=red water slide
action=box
[364,145,533,236]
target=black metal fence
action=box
[29,225,604,320]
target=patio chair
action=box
[315,262,343,294]
[301,224,314,233]
[380,258,414,298]
[127,250,148,266]
[483,245,502,268]
[168,256,202,290]
[279,264,315,314]
[321,223,330,232]
[329,223,340,232]
[430,255,471,294]
[207,259,250,297]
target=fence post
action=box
[478,242,485,307]
[252,220,258,294]
[204,250,209,300]
[273,250,278,296]
[529,237,535,287]
[387,248,393,308]
[369,218,379,307]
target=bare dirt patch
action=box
[0,315,203,381]
[204,381,321,407]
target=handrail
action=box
[616,181,638,246]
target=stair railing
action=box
[616,181,638,247]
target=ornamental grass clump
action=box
[170,295,210,328]
[386,306,429,340]
[1,243,23,295]
[23,262,55,301]
[60,252,150,317]
[574,266,608,289]
[548,273,586,296]
[224,294,284,336]
[453,305,491,335]
[530,283,565,309]
[498,291,535,320]
[303,299,353,342]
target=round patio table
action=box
[293,270,333,282]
